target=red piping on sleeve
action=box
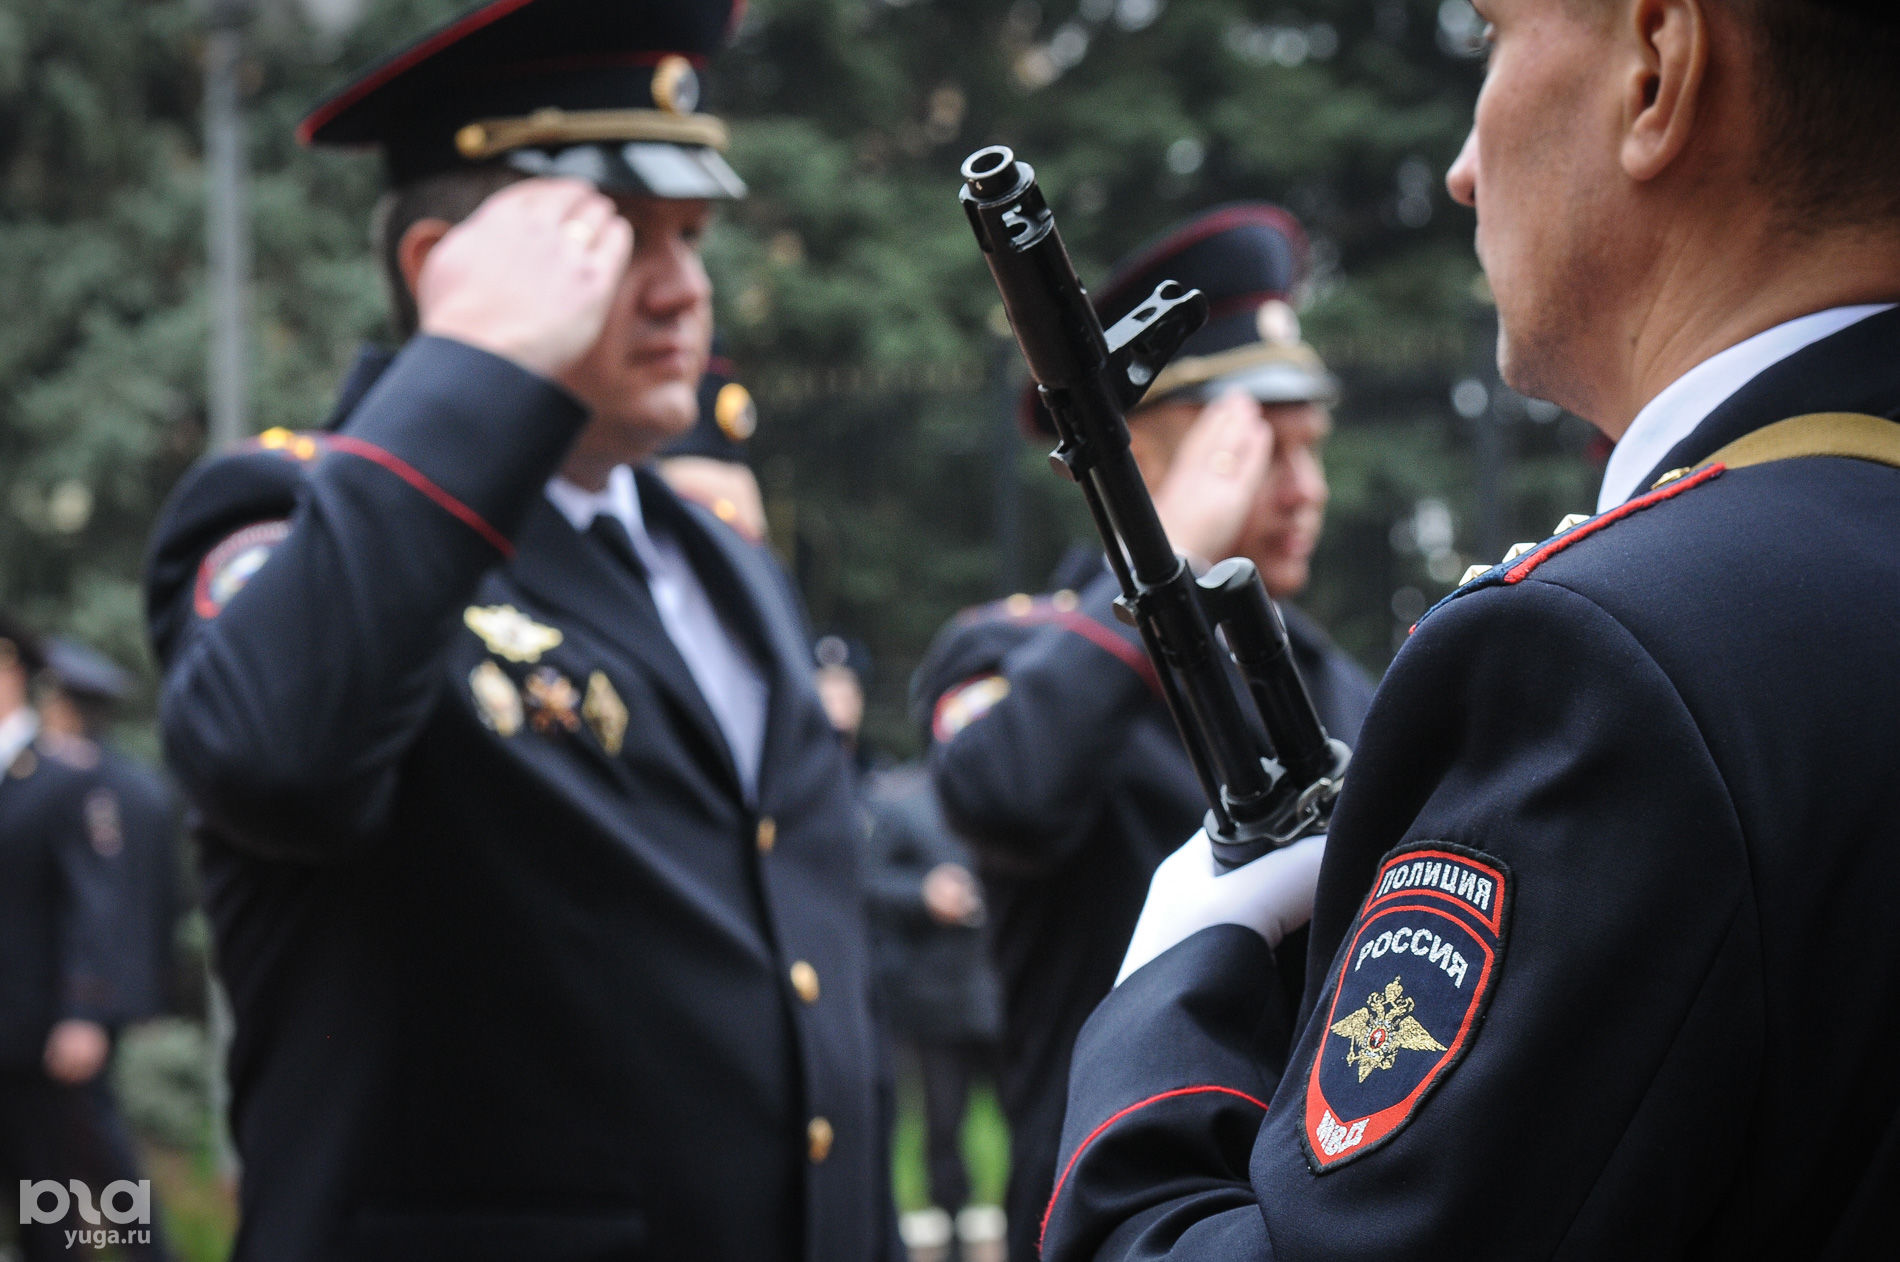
[327,435,515,558]
[1040,1084,1269,1254]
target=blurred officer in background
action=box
[818,633,1003,1262]
[142,1,894,1259]
[39,638,184,1026]
[0,613,171,1261]
[1041,2,1900,1258]
[659,336,770,544]
[914,205,1374,1260]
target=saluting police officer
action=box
[914,206,1373,1261]
[1041,1,1900,1258]
[143,2,895,1259]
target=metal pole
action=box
[204,0,252,451]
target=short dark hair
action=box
[371,163,527,339]
[1735,1,1900,225]
[0,610,45,676]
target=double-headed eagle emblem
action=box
[1330,978,1447,1083]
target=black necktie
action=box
[588,513,649,584]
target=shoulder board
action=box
[1412,464,1724,633]
[954,589,1085,628]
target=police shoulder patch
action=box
[194,520,291,620]
[932,673,1010,743]
[1304,840,1511,1172]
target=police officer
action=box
[914,205,1374,1261]
[143,2,894,1258]
[1041,1,1900,1258]
[0,614,169,1261]
[39,638,184,1025]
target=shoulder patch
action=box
[932,674,1010,743]
[194,520,291,620]
[1304,841,1511,1171]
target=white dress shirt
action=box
[547,465,768,800]
[1597,304,1895,511]
[0,707,37,771]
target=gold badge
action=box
[651,54,701,115]
[1329,978,1447,1083]
[1256,298,1302,347]
[714,381,757,442]
[465,604,563,663]
[469,660,524,737]
[524,667,582,735]
[583,670,628,756]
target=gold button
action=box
[790,961,820,1004]
[807,1116,834,1163]
[755,816,777,854]
[1051,589,1078,612]
[1004,593,1033,617]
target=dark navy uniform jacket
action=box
[914,551,1373,1262]
[0,735,133,1069]
[1040,309,1900,1261]
[145,337,890,1262]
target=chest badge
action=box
[583,671,628,756]
[524,667,582,735]
[1330,979,1447,1083]
[465,604,563,663]
[469,661,524,737]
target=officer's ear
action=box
[396,218,456,304]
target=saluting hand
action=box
[417,177,634,385]
[1151,390,1275,564]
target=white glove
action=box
[1116,829,1327,987]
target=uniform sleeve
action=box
[1043,579,1758,1260]
[148,337,588,861]
[924,570,1165,872]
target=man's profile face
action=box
[561,195,715,469]
[1447,0,1624,411]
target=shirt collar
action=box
[1596,304,1895,511]
[547,464,651,546]
[0,708,39,770]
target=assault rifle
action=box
[958,145,1349,869]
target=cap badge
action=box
[583,670,629,756]
[469,660,524,737]
[465,604,563,664]
[524,666,583,735]
[1256,299,1302,347]
[652,55,700,115]
[714,382,757,442]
